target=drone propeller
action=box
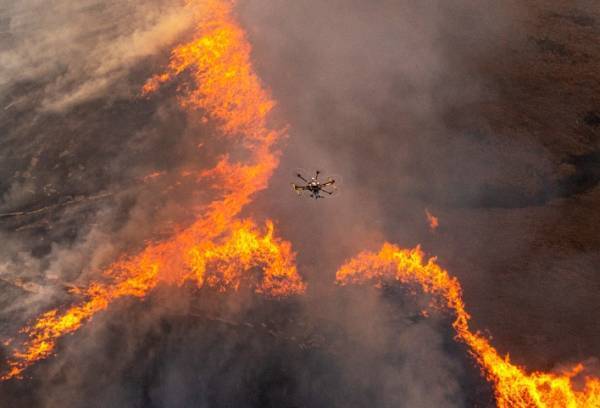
[293,168,309,183]
[321,178,335,187]
[291,183,307,195]
[320,175,341,199]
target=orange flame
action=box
[1,0,304,380]
[336,243,600,407]
[3,220,303,380]
[425,208,439,231]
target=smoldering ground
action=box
[1,0,600,407]
[0,284,493,408]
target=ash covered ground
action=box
[1,0,599,407]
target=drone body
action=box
[292,170,337,199]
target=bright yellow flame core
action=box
[336,244,600,408]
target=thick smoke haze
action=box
[1,0,599,407]
[243,0,600,368]
[1,0,194,110]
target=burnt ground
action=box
[0,286,495,408]
[420,1,600,371]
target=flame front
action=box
[336,243,600,407]
[1,0,305,380]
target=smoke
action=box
[0,0,193,111]
[2,284,489,407]
[241,0,600,402]
[0,0,214,348]
[242,0,600,366]
[1,0,599,406]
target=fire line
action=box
[1,0,305,381]
[336,244,600,407]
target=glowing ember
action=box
[336,244,600,407]
[425,209,439,231]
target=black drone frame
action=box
[292,170,336,199]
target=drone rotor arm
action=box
[291,183,307,195]
[296,173,308,182]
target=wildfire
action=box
[2,2,599,407]
[1,0,304,380]
[2,220,303,380]
[425,208,439,231]
[336,244,600,407]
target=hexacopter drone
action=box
[291,170,338,199]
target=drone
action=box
[291,170,337,199]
